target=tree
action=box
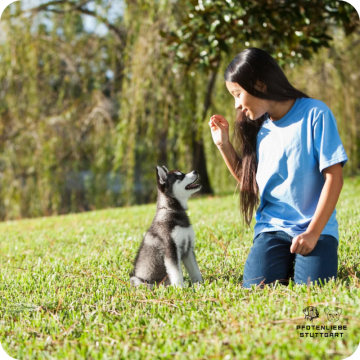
[162,0,360,193]
[0,0,124,219]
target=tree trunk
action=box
[192,69,218,194]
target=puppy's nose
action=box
[192,170,198,175]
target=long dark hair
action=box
[224,47,310,226]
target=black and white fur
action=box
[130,166,203,288]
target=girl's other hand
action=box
[290,231,319,256]
[209,114,230,148]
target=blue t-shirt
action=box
[254,97,348,243]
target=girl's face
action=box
[225,81,268,120]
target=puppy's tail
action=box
[130,276,144,287]
[130,276,155,289]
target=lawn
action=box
[0,176,359,360]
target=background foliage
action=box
[0,0,359,220]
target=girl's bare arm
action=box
[217,141,242,184]
[209,114,242,184]
[306,163,344,237]
[290,162,344,255]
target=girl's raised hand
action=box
[208,114,230,148]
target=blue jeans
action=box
[242,230,338,288]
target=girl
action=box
[209,48,348,288]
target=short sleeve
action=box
[313,109,348,173]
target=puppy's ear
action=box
[156,166,167,184]
[162,166,169,173]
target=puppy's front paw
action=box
[130,276,143,287]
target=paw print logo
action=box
[324,308,342,322]
[303,306,319,321]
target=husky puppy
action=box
[130,166,203,288]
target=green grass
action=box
[0,176,360,360]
